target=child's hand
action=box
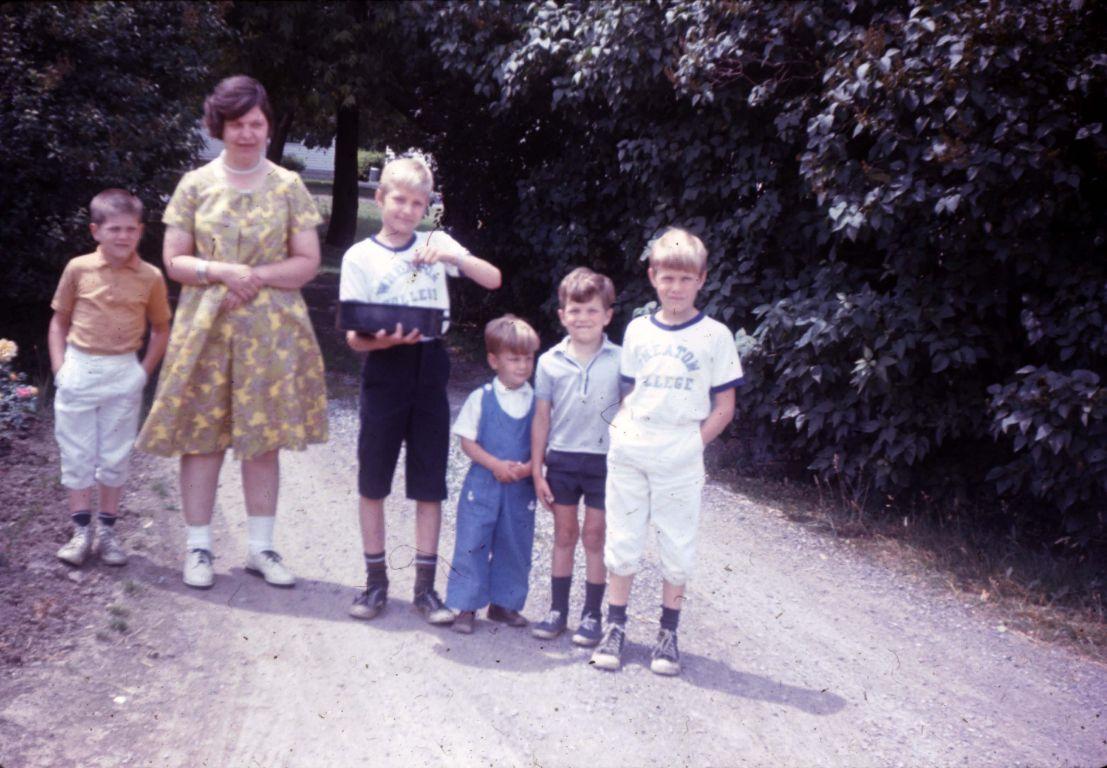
[492,459,518,484]
[413,243,464,268]
[374,323,423,347]
[511,460,533,482]
[535,474,555,510]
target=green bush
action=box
[357,149,385,179]
[395,0,1107,542]
[280,154,306,173]
[0,1,226,304]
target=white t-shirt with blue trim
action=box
[339,231,465,333]
[619,312,743,428]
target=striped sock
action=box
[364,551,388,586]
[414,553,437,595]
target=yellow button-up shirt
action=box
[50,249,171,354]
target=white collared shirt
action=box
[453,378,535,441]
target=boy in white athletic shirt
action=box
[340,156,502,624]
[590,227,743,676]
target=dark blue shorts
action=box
[357,340,450,501]
[545,450,607,510]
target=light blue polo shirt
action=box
[534,335,623,455]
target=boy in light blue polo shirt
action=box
[531,268,622,646]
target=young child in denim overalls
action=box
[447,315,541,634]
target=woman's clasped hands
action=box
[217,262,265,312]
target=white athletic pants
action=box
[603,416,705,586]
[53,346,147,489]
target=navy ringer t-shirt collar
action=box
[370,233,418,253]
[649,311,705,332]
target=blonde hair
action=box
[648,227,708,274]
[485,314,540,356]
[558,267,616,310]
[378,156,434,198]
[89,188,143,225]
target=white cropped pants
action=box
[54,346,147,489]
[603,416,705,586]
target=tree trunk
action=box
[325,101,359,248]
[267,110,295,164]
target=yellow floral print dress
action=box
[137,161,328,459]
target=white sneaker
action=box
[245,550,296,588]
[95,525,128,566]
[183,548,215,589]
[57,526,92,566]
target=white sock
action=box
[247,515,275,555]
[186,524,213,552]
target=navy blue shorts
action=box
[357,340,450,501]
[545,450,607,510]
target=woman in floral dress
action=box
[138,75,327,589]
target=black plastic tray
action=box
[337,301,445,338]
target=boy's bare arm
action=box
[455,253,501,290]
[142,324,171,377]
[47,312,70,374]
[700,388,736,446]
[531,399,556,509]
[460,437,521,483]
[414,242,501,290]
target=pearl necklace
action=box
[220,150,265,175]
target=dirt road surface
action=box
[2,380,1105,768]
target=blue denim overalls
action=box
[446,382,537,612]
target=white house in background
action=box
[198,130,336,175]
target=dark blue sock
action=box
[583,581,606,617]
[660,606,681,632]
[551,576,571,614]
[72,510,91,527]
[364,551,387,586]
[97,512,117,527]
[607,603,627,626]
[414,554,437,595]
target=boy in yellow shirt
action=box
[49,189,171,567]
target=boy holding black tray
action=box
[339,156,501,624]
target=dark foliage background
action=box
[388,0,1106,544]
[0,1,228,301]
[0,0,1103,544]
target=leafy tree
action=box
[392,0,1107,541]
[227,0,417,248]
[223,1,323,163]
[0,1,228,303]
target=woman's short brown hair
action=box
[203,75,273,140]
